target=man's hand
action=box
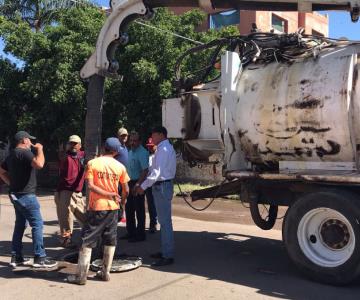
[120,196,126,207]
[31,143,45,169]
[32,143,43,151]
[0,166,10,186]
[112,193,121,203]
[135,186,145,196]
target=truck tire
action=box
[283,190,360,285]
[250,199,278,230]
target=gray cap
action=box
[14,131,36,142]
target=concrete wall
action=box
[239,11,256,34]
[256,11,299,33]
[176,155,224,184]
[299,12,329,36]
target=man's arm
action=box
[139,148,163,191]
[0,166,10,185]
[87,178,119,200]
[137,168,148,185]
[135,150,149,189]
[121,182,129,206]
[31,143,45,169]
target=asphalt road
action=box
[0,193,359,300]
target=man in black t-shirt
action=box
[0,131,57,268]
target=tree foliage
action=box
[0,0,93,31]
[0,5,239,152]
[0,6,105,154]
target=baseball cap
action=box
[104,137,121,152]
[14,131,36,142]
[117,127,128,136]
[68,135,81,144]
[146,138,155,147]
[152,126,167,136]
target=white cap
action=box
[117,127,128,136]
[68,135,81,144]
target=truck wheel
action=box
[250,197,278,230]
[283,191,360,285]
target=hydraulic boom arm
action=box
[80,0,360,79]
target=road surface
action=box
[0,193,359,300]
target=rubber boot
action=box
[96,246,115,281]
[66,247,92,285]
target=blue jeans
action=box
[152,181,174,258]
[145,187,157,227]
[10,193,46,258]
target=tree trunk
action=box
[85,74,105,161]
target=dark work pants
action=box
[145,187,157,228]
[125,181,145,239]
[81,210,118,248]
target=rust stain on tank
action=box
[315,140,341,157]
[352,66,359,93]
[339,89,348,96]
[228,129,236,162]
[251,82,259,92]
[238,130,263,163]
[300,79,311,85]
[290,97,323,109]
[238,129,248,138]
[300,126,331,133]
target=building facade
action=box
[171,7,328,36]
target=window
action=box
[209,10,240,29]
[271,14,287,33]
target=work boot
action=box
[66,247,92,285]
[96,246,115,282]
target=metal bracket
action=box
[80,0,146,79]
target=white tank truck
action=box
[82,0,360,285]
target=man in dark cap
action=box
[67,137,130,285]
[0,131,57,268]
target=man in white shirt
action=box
[135,126,176,266]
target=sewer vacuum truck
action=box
[82,0,360,285]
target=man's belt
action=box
[154,179,172,186]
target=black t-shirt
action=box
[1,148,37,194]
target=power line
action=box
[134,20,204,45]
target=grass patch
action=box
[173,182,240,200]
[174,182,212,195]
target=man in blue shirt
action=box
[115,127,129,222]
[123,131,149,242]
[115,127,128,167]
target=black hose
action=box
[176,179,227,211]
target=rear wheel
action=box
[283,190,360,285]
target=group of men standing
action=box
[0,125,177,285]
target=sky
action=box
[1,3,360,65]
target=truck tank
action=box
[235,46,360,167]
[164,42,360,173]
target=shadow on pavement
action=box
[0,217,360,299]
[1,191,359,299]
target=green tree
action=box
[0,6,105,153]
[0,0,93,31]
[0,58,27,141]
